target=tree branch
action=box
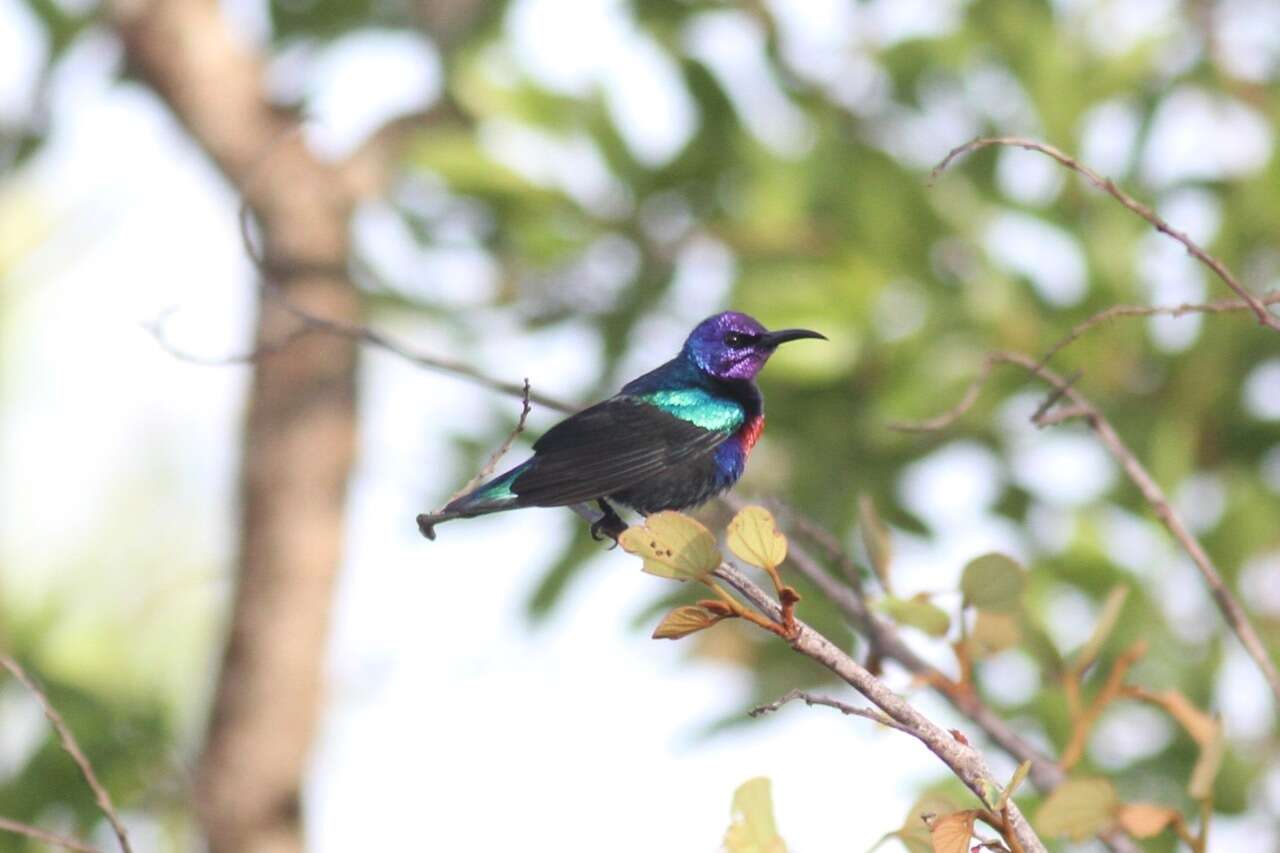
[0,817,101,853]
[0,656,133,853]
[892,350,1280,706]
[710,563,1047,853]
[933,136,1280,332]
[749,688,915,735]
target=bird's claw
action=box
[590,500,628,547]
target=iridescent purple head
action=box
[682,311,826,380]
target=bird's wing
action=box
[512,395,736,507]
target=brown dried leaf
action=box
[727,505,788,570]
[928,810,976,853]
[1116,803,1180,839]
[651,605,727,640]
[899,794,967,853]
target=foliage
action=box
[7,0,1280,849]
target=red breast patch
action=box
[738,415,765,453]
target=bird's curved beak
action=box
[762,328,827,347]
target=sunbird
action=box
[417,312,825,540]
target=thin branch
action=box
[932,137,1280,332]
[1060,641,1148,769]
[143,308,314,366]
[710,563,1047,853]
[0,656,134,853]
[0,817,101,853]
[749,688,915,736]
[1037,291,1280,367]
[893,351,1280,706]
[447,378,533,503]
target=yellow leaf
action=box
[968,610,1021,657]
[928,810,976,853]
[652,605,727,640]
[1071,586,1129,675]
[960,553,1025,612]
[1034,777,1118,841]
[1116,803,1180,839]
[619,511,721,581]
[1188,724,1224,801]
[727,506,788,570]
[858,496,893,592]
[724,777,786,853]
[1140,689,1218,747]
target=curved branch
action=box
[933,136,1280,332]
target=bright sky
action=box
[1,0,1278,850]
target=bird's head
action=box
[682,311,826,380]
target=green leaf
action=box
[726,506,788,570]
[876,595,951,637]
[959,553,1026,612]
[858,496,893,592]
[724,777,786,853]
[651,605,727,640]
[967,610,1021,658]
[998,761,1032,810]
[1188,724,1224,801]
[1070,585,1129,675]
[1034,777,1118,841]
[619,512,721,581]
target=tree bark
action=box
[110,3,360,851]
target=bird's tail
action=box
[416,463,526,540]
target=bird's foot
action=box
[589,500,628,547]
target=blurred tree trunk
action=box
[110,3,359,851]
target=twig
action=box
[0,656,134,853]
[1036,292,1280,367]
[722,498,1143,851]
[447,379,533,503]
[749,688,915,735]
[143,307,314,366]
[710,563,1047,853]
[1060,641,1148,769]
[892,351,1280,706]
[932,137,1280,332]
[0,817,101,853]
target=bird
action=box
[416,311,825,541]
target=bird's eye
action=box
[723,332,750,348]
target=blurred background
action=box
[1,0,1279,850]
